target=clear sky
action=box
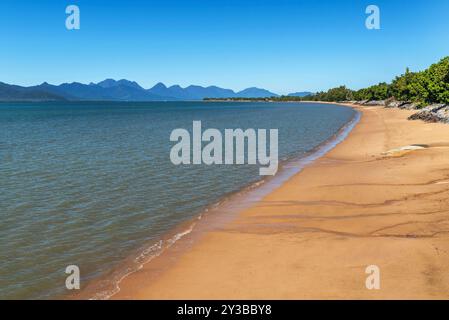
[2,0,449,94]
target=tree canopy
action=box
[305,57,449,106]
[204,57,449,107]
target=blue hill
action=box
[287,91,313,97]
[0,79,287,101]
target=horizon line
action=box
[1,79,316,96]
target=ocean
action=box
[0,101,356,299]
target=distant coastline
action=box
[4,56,447,108]
[0,80,290,102]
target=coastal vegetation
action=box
[205,57,449,107]
[352,56,449,105]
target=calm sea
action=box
[0,101,355,299]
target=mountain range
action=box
[0,79,310,101]
[287,91,313,97]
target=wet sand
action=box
[114,104,449,299]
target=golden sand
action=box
[113,105,449,299]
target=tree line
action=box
[205,57,449,107]
[300,56,449,105]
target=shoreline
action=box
[73,102,359,299]
[97,103,449,299]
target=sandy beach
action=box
[113,104,449,299]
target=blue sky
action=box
[1,0,448,94]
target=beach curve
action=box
[112,104,449,299]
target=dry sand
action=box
[113,105,449,299]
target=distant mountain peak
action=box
[151,82,167,89]
[236,87,278,98]
[117,79,142,89]
[97,79,143,90]
[97,79,116,88]
[287,91,313,97]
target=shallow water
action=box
[0,101,355,299]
